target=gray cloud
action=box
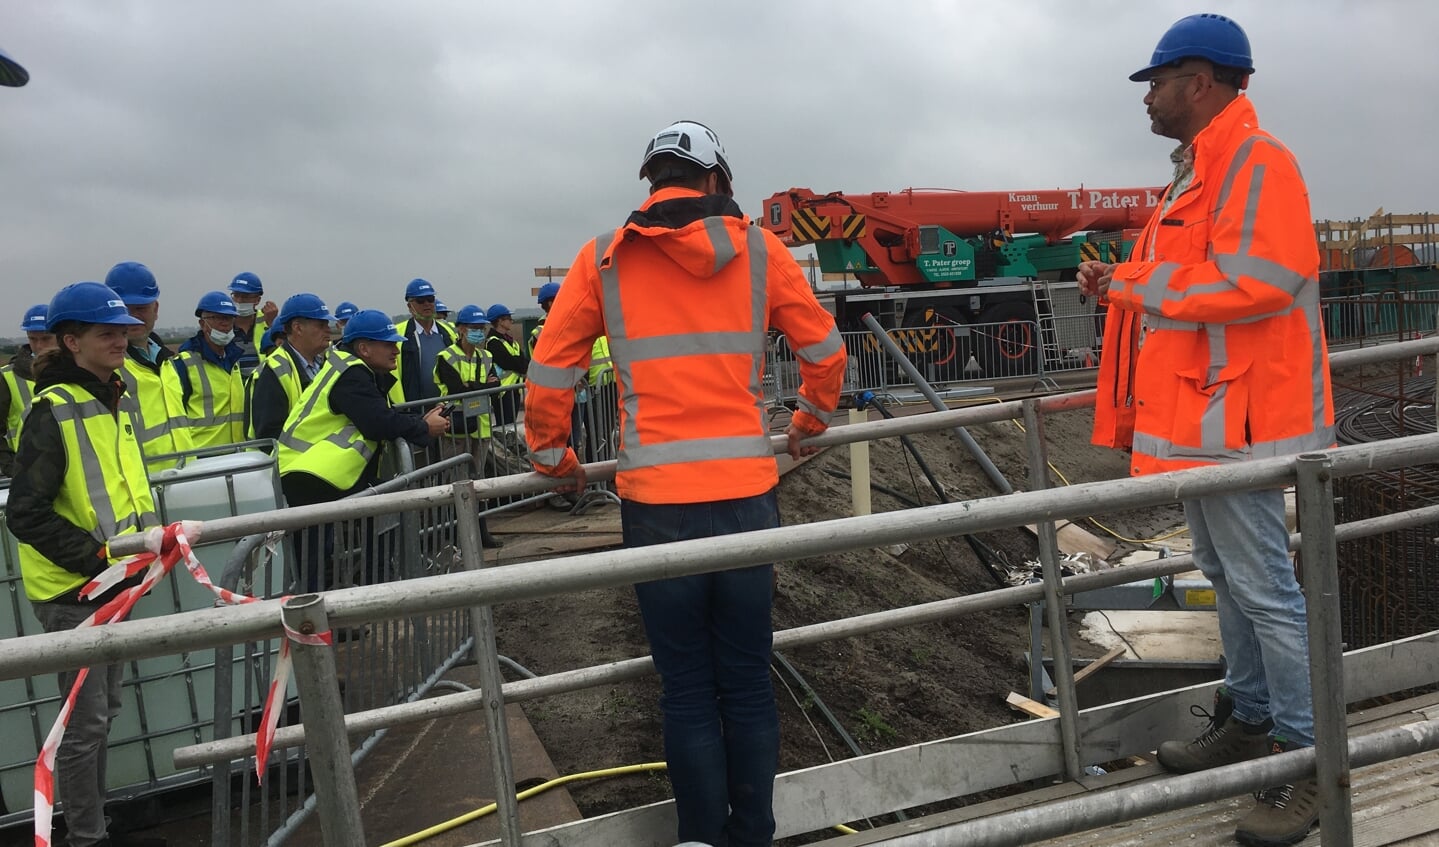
[2,0,1435,327]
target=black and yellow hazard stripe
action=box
[841,213,866,240]
[790,208,831,243]
[1079,241,1120,263]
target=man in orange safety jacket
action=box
[524,120,845,847]
[1081,14,1333,847]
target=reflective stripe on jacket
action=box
[277,349,380,491]
[524,187,846,504]
[2,364,33,451]
[18,384,158,601]
[165,349,246,450]
[1093,96,1334,475]
[121,354,192,470]
[435,343,494,439]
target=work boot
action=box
[1156,686,1272,773]
[480,516,503,549]
[1234,737,1321,847]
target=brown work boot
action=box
[1156,687,1272,773]
[1234,737,1321,847]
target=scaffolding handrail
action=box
[3,430,1436,683]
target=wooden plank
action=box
[1026,520,1118,561]
[1005,691,1059,718]
[1046,646,1126,698]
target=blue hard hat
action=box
[537,282,561,304]
[405,278,437,299]
[21,304,48,333]
[46,282,143,329]
[455,304,490,326]
[195,290,241,317]
[104,261,160,305]
[229,271,264,295]
[342,309,405,344]
[0,44,28,88]
[1131,13,1254,82]
[259,325,281,350]
[435,299,450,314]
[333,301,359,322]
[277,292,333,330]
[485,303,513,323]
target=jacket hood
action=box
[11,345,35,380]
[611,187,749,280]
[32,353,127,409]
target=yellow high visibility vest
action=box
[245,347,306,441]
[164,348,246,450]
[121,353,192,471]
[277,349,379,491]
[492,336,523,387]
[587,335,614,387]
[2,364,34,452]
[434,342,493,439]
[18,384,158,602]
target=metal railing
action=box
[3,336,1438,845]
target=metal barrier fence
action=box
[209,451,481,845]
[1322,291,1439,348]
[394,379,620,515]
[5,336,1439,845]
[769,321,1054,407]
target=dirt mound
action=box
[498,404,1182,840]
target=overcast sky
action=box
[2,1,1434,329]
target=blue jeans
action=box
[624,490,781,847]
[1185,489,1315,747]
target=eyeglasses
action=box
[410,296,436,304]
[1148,73,1198,92]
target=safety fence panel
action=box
[217,453,480,846]
[0,446,287,829]
[1323,292,1439,348]
[768,321,1047,407]
[1040,312,1105,376]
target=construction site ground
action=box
[22,358,1435,846]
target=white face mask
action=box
[208,327,236,347]
[234,302,257,317]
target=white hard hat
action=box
[639,120,733,186]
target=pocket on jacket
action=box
[1169,357,1251,453]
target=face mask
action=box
[208,328,236,347]
[466,329,488,345]
[234,302,257,317]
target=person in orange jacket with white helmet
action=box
[524,120,845,847]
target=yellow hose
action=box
[380,761,859,846]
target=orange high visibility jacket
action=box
[524,187,847,504]
[1093,96,1334,475]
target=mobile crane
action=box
[760,185,1164,380]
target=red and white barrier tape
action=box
[32,521,313,847]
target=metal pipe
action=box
[1023,399,1082,779]
[170,495,1439,768]
[279,595,367,847]
[859,718,1439,847]
[1295,454,1354,845]
[452,481,524,845]
[16,434,1439,681]
[861,311,1013,494]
